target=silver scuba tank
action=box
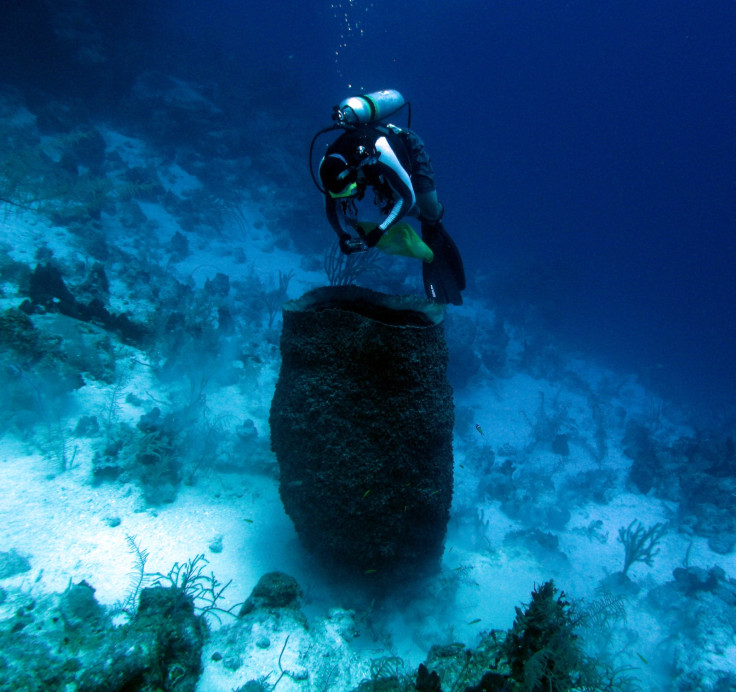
[334,89,405,125]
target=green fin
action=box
[358,221,434,262]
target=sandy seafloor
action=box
[1,95,736,692]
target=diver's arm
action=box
[366,136,415,242]
[325,195,365,254]
[377,175,411,231]
[325,196,346,237]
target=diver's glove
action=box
[339,233,367,255]
[363,226,384,248]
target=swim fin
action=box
[421,220,466,305]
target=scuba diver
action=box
[313,90,466,305]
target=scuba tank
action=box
[333,89,406,125]
[310,89,411,193]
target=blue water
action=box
[2,0,735,411]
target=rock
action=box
[74,415,100,437]
[24,263,149,347]
[622,420,660,494]
[708,532,736,555]
[208,535,223,554]
[33,314,116,383]
[239,571,302,616]
[77,262,110,303]
[236,419,258,441]
[204,272,230,298]
[59,581,107,631]
[223,654,242,670]
[92,449,123,484]
[672,566,720,593]
[0,549,31,579]
[326,608,359,641]
[59,127,106,173]
[0,308,42,360]
[28,263,76,313]
[167,231,189,262]
[0,583,205,690]
[600,571,641,596]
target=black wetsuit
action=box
[322,126,417,243]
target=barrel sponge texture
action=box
[270,286,454,579]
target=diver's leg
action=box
[404,129,442,222]
[416,190,443,223]
[404,134,465,302]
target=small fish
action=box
[243,518,254,524]
[636,653,649,665]
[364,569,377,574]
[467,618,481,625]
[475,424,484,437]
[362,489,371,499]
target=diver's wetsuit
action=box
[323,127,430,243]
[320,125,465,305]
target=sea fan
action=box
[120,534,149,614]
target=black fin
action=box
[421,221,465,305]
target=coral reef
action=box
[0,582,205,691]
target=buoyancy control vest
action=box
[324,124,412,178]
[326,125,413,215]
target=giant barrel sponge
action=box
[270,286,454,578]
